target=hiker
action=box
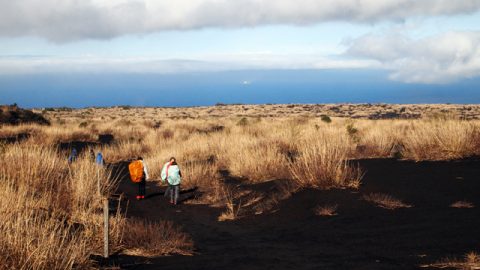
[161,157,182,205]
[95,152,105,166]
[162,158,174,198]
[89,149,96,162]
[128,157,149,200]
[68,148,77,164]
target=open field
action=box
[34,103,480,120]
[1,104,479,269]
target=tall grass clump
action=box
[123,219,193,257]
[351,120,404,158]
[181,161,219,188]
[0,144,123,269]
[217,135,290,182]
[288,129,362,189]
[401,119,480,160]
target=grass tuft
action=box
[363,193,412,210]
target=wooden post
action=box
[103,197,109,258]
[97,168,101,196]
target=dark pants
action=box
[164,185,171,197]
[138,178,146,197]
[170,185,180,204]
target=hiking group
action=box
[129,157,182,205]
[68,147,105,166]
[67,148,182,205]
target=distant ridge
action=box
[0,104,50,125]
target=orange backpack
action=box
[128,160,144,183]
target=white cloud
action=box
[1,0,480,42]
[0,53,376,74]
[346,31,480,83]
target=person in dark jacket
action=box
[136,157,149,200]
[68,148,78,164]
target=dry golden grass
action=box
[122,219,193,257]
[0,144,123,269]
[289,134,363,189]
[314,204,338,216]
[218,186,243,221]
[2,111,479,196]
[363,193,413,210]
[0,140,188,269]
[422,251,480,269]
[451,201,475,209]
[35,103,480,121]
[5,108,480,165]
[401,119,480,160]
[2,105,480,268]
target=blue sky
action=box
[1,1,480,107]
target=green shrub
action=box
[320,115,332,123]
[346,123,360,143]
[237,117,249,126]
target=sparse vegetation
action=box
[320,115,332,123]
[1,104,480,268]
[218,186,243,222]
[122,219,193,257]
[363,193,413,210]
[451,201,475,209]
[346,123,360,143]
[314,204,338,216]
[423,251,480,269]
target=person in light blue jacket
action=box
[161,157,182,205]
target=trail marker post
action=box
[103,197,109,259]
[97,168,101,195]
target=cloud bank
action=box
[3,30,480,84]
[0,53,377,74]
[346,31,480,83]
[1,0,480,41]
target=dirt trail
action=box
[109,158,480,269]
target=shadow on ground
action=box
[57,134,115,155]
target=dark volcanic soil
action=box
[110,158,480,270]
